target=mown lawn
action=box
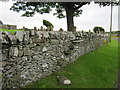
[24,39,118,88]
[0,28,24,34]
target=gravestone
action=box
[59,28,63,31]
[50,26,53,31]
[34,27,37,31]
[40,26,43,31]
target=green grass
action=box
[0,28,24,34]
[24,39,118,88]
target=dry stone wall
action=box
[0,30,108,88]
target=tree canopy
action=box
[10,1,119,31]
[93,26,105,33]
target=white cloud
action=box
[74,2,118,31]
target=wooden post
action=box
[109,2,113,42]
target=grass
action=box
[0,28,24,34]
[24,39,119,88]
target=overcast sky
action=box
[0,1,118,31]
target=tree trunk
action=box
[64,3,74,31]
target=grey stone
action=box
[57,75,71,85]
[4,65,12,70]
[30,30,35,36]
[36,31,42,37]
[21,74,26,79]
[2,31,10,35]
[33,56,40,60]
[15,31,24,42]
[75,32,81,37]
[0,67,3,71]
[41,63,48,68]
[1,32,17,44]
[7,74,13,78]
[18,50,24,56]
[14,47,19,56]
[23,47,31,56]
[7,34,17,44]
[72,40,83,43]
[22,56,27,61]
[42,47,47,52]
[43,32,49,38]
[28,43,36,48]
[29,37,33,44]
[23,31,30,44]
[60,33,66,40]
[67,32,75,40]
[18,45,23,50]
[63,80,71,85]
[49,32,58,39]
[2,53,7,61]
[51,39,59,44]
[9,47,19,57]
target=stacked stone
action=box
[0,30,108,88]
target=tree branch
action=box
[74,2,89,10]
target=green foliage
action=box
[10,2,91,18]
[95,1,120,7]
[43,19,53,27]
[25,40,118,88]
[93,26,105,33]
[10,2,119,18]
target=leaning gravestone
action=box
[34,27,37,31]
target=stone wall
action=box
[0,30,108,88]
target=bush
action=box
[93,26,105,33]
[43,19,54,28]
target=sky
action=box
[0,1,118,31]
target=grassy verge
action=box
[0,28,24,34]
[24,39,118,88]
